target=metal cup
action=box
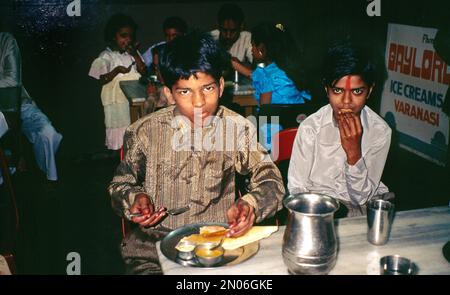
[380,255,417,275]
[367,199,394,245]
[176,240,196,260]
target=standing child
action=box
[142,16,188,68]
[89,14,147,151]
[288,40,392,217]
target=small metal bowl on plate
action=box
[380,255,417,275]
[176,240,196,261]
[194,244,224,267]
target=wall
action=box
[0,0,447,156]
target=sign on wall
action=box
[381,23,449,166]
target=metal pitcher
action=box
[282,193,339,275]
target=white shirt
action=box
[288,104,391,205]
[210,29,253,63]
[88,47,141,80]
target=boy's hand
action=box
[337,111,363,165]
[226,199,256,238]
[129,193,166,227]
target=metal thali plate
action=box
[160,222,259,268]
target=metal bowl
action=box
[176,240,196,261]
[380,255,417,275]
[194,244,224,267]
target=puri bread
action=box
[221,226,278,250]
[175,226,278,251]
[176,226,227,249]
[199,226,227,235]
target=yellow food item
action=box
[195,248,223,258]
[199,226,227,235]
[176,226,278,251]
[222,226,278,250]
[339,108,353,114]
[178,234,223,245]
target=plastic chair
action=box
[270,127,298,226]
[271,127,298,164]
[257,101,316,130]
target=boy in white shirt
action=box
[288,41,392,217]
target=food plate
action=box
[160,222,259,268]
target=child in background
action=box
[232,22,311,150]
[142,16,188,69]
[89,13,146,151]
[210,3,253,64]
[146,43,173,109]
[288,40,392,217]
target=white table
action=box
[156,206,450,275]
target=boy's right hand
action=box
[129,193,166,227]
[337,111,363,165]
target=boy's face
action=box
[164,72,224,126]
[219,19,241,49]
[164,28,182,42]
[114,26,135,51]
[326,75,373,118]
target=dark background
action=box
[0,0,449,274]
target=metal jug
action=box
[282,193,339,275]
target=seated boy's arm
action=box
[235,124,285,223]
[344,128,392,205]
[108,128,150,219]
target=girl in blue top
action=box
[232,22,311,105]
[232,22,311,149]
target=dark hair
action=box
[217,3,244,26]
[163,16,188,34]
[159,31,229,89]
[251,22,306,90]
[322,40,382,88]
[104,13,137,44]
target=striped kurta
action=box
[108,105,285,274]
